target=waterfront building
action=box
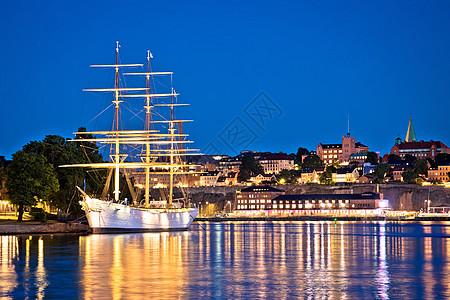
[235,192,389,217]
[235,185,285,210]
[316,134,369,165]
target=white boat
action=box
[61,42,199,233]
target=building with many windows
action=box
[259,152,294,174]
[390,140,449,160]
[428,165,450,182]
[235,185,285,211]
[235,192,389,217]
[390,115,449,160]
[316,134,369,165]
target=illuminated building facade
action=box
[427,165,450,182]
[236,185,285,210]
[390,116,449,160]
[235,192,388,216]
[258,152,294,174]
[390,140,450,160]
[316,135,369,165]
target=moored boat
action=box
[61,42,199,233]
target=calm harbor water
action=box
[1,221,450,299]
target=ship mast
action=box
[169,86,175,207]
[113,41,121,202]
[144,50,152,206]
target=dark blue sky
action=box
[1,0,449,159]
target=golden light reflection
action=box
[35,238,48,300]
[0,236,18,297]
[79,232,190,299]
[0,221,444,299]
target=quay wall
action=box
[0,222,90,235]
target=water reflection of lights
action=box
[1,222,450,298]
[0,236,18,296]
[376,222,390,299]
[79,232,190,299]
[35,237,48,300]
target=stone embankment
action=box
[0,222,90,235]
[186,184,450,212]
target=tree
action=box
[413,159,428,176]
[22,129,104,214]
[302,155,323,170]
[387,154,402,165]
[435,153,450,166]
[6,151,59,221]
[277,169,296,183]
[402,169,417,183]
[237,155,264,182]
[373,163,391,183]
[295,147,310,165]
[348,161,360,170]
[319,166,335,185]
[365,152,379,165]
[404,154,416,164]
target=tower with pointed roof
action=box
[405,115,417,142]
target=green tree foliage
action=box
[6,151,59,221]
[302,155,323,170]
[295,147,310,165]
[348,161,360,170]
[402,169,417,184]
[364,152,379,165]
[387,154,402,164]
[413,159,428,176]
[276,169,299,183]
[319,166,335,185]
[435,153,450,166]
[21,128,104,214]
[237,156,264,182]
[0,160,5,188]
[373,163,391,183]
[404,154,416,164]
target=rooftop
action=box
[274,192,381,201]
[240,185,285,193]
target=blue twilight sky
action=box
[1,0,449,159]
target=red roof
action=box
[398,140,449,150]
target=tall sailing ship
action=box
[62,42,199,233]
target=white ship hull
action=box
[81,197,198,233]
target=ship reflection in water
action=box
[1,222,450,299]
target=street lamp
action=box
[206,201,209,216]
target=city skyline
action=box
[1,1,450,159]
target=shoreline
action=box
[195,215,450,222]
[0,222,90,235]
[2,215,449,235]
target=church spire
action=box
[405,114,418,142]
